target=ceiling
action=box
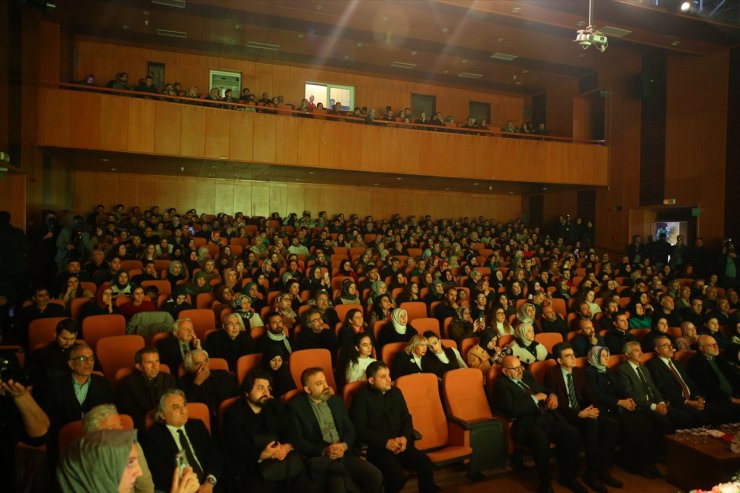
[49,0,740,96]
[38,0,739,193]
[48,147,577,195]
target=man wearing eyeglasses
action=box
[687,334,740,422]
[41,344,114,446]
[294,308,338,355]
[491,355,585,493]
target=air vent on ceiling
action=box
[246,41,280,51]
[152,0,185,8]
[156,29,187,38]
[600,26,631,38]
[490,52,518,61]
[457,72,483,79]
[391,61,416,69]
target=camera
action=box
[0,357,30,387]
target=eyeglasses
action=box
[73,355,95,363]
[309,318,323,324]
[505,365,523,371]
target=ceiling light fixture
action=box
[680,1,691,12]
[156,29,187,38]
[574,0,608,52]
[247,41,280,51]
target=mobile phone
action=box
[175,449,187,478]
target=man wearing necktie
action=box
[616,341,692,436]
[545,343,622,493]
[645,335,731,425]
[491,355,585,493]
[141,389,222,492]
[687,335,740,422]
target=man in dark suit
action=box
[179,349,238,435]
[141,389,222,492]
[222,369,310,492]
[117,346,178,430]
[616,341,693,435]
[156,318,202,378]
[40,344,114,451]
[604,312,637,355]
[544,343,622,493]
[687,334,740,421]
[491,355,585,493]
[30,318,79,383]
[289,368,382,493]
[349,361,438,493]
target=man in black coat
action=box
[289,368,382,493]
[30,318,79,384]
[687,334,740,421]
[116,346,178,430]
[141,389,222,492]
[645,335,727,425]
[491,355,585,493]
[255,312,293,356]
[40,344,113,452]
[222,369,310,492]
[349,361,438,493]
[179,349,238,435]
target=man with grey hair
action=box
[156,318,202,378]
[141,390,222,492]
[82,403,155,493]
[117,346,178,430]
[180,349,238,433]
[687,334,740,421]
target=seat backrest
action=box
[187,403,211,434]
[381,342,408,369]
[82,314,127,351]
[396,373,448,451]
[196,292,216,309]
[236,353,263,386]
[442,368,493,422]
[459,337,479,361]
[178,309,216,339]
[29,317,68,352]
[533,332,563,354]
[178,357,229,378]
[674,349,695,365]
[218,396,240,443]
[342,381,366,408]
[96,335,146,384]
[58,414,134,457]
[549,298,567,318]
[141,280,172,297]
[289,348,336,391]
[528,359,557,385]
[335,304,363,324]
[400,302,428,322]
[412,317,440,339]
[70,297,92,321]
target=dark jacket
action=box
[687,353,740,403]
[116,371,178,430]
[349,385,414,453]
[288,393,360,457]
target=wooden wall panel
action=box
[179,105,206,157]
[154,103,182,155]
[252,114,276,163]
[100,95,129,151]
[70,170,522,221]
[127,99,155,153]
[0,172,27,231]
[203,108,229,159]
[228,111,254,161]
[70,92,101,149]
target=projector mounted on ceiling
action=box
[574,0,608,52]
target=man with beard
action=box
[289,368,382,493]
[222,369,311,492]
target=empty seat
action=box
[82,314,127,351]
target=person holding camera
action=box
[54,215,93,272]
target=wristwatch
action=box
[206,475,217,486]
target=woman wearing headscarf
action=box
[466,325,506,371]
[334,278,361,305]
[516,302,536,327]
[232,294,264,330]
[243,281,266,313]
[396,280,421,304]
[57,428,200,493]
[583,346,660,479]
[261,345,295,398]
[185,271,212,298]
[272,292,297,333]
[80,285,118,323]
[391,334,430,379]
[377,308,419,355]
[166,260,188,294]
[110,270,133,298]
[303,265,331,296]
[61,275,95,311]
[367,280,389,307]
[423,280,445,305]
[507,322,548,367]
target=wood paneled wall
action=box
[72,39,527,128]
[70,170,522,221]
[37,88,609,186]
[665,51,729,241]
[0,171,27,231]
